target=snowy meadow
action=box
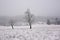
[0,24,60,40]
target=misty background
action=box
[0,0,60,17]
[0,0,60,26]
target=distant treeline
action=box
[0,16,60,26]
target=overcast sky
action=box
[0,0,60,17]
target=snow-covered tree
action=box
[25,9,34,29]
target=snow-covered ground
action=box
[0,24,60,40]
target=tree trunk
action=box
[29,22,32,29]
[11,25,14,29]
[30,24,32,29]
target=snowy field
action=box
[0,24,60,40]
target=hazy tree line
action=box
[0,9,60,29]
[47,18,60,25]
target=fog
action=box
[0,0,60,17]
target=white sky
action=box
[0,0,60,17]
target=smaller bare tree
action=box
[9,19,16,29]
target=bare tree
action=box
[9,19,16,29]
[25,9,34,29]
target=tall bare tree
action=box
[25,9,34,29]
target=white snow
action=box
[0,24,60,40]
